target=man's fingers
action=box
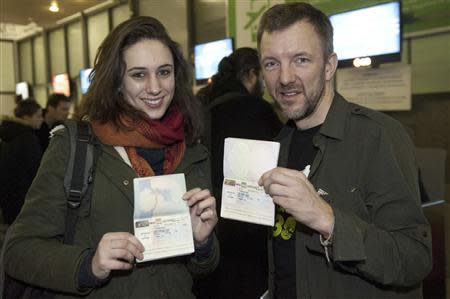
[260,170,293,191]
[260,167,309,192]
[272,195,290,209]
[267,183,290,197]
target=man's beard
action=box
[283,75,326,122]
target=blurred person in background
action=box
[0,99,43,225]
[35,93,72,151]
[196,47,282,299]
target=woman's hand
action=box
[183,188,218,246]
[91,232,145,279]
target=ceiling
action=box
[0,0,111,29]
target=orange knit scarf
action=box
[91,108,185,177]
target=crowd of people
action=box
[0,2,432,299]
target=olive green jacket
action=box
[268,93,432,299]
[4,128,219,298]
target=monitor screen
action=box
[194,38,234,84]
[15,82,30,100]
[52,73,71,97]
[80,68,93,94]
[330,1,401,67]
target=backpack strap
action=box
[62,120,96,245]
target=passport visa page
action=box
[133,173,194,262]
[221,137,280,226]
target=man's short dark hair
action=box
[46,93,71,109]
[14,99,42,118]
[257,2,334,58]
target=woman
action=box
[4,17,218,298]
[0,99,43,225]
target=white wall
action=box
[0,41,15,92]
[87,11,110,66]
[0,40,16,116]
[138,0,189,57]
[410,33,450,94]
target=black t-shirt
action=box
[273,124,320,299]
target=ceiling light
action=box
[49,1,60,13]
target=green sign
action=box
[228,0,449,47]
[286,0,450,33]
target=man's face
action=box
[259,20,333,122]
[48,101,71,122]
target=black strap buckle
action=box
[67,189,82,208]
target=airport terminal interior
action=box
[0,0,449,298]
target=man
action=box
[195,47,282,299]
[35,93,71,151]
[257,3,432,298]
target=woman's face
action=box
[121,39,175,120]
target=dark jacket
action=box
[34,120,50,152]
[0,117,42,224]
[208,91,282,200]
[269,93,432,298]
[199,90,282,299]
[4,127,219,298]
[35,120,63,153]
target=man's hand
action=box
[91,232,145,279]
[183,188,218,246]
[259,167,334,237]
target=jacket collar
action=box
[275,92,350,173]
[175,142,209,173]
[318,92,349,141]
[98,141,208,174]
[97,141,208,207]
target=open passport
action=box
[220,137,280,226]
[133,173,194,262]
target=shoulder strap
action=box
[62,120,96,244]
